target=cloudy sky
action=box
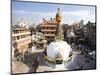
[12,1,96,25]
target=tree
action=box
[36,24,41,32]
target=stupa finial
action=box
[55,8,63,41]
[56,8,61,24]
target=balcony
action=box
[44,34,55,36]
[12,32,31,37]
[41,25,57,27]
[41,30,56,32]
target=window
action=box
[17,36,20,40]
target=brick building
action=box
[40,18,58,40]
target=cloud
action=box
[12,10,56,24]
[61,9,95,24]
[12,10,31,14]
[13,10,55,16]
[12,9,95,25]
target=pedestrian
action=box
[32,57,39,72]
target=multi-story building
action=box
[83,21,96,49]
[40,8,63,41]
[40,18,58,40]
[12,27,32,54]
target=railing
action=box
[12,32,31,37]
[41,25,57,27]
[44,34,55,36]
[41,30,56,32]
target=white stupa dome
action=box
[47,41,72,61]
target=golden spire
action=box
[56,8,62,24]
[55,8,63,41]
[57,8,60,14]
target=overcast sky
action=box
[12,1,96,25]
